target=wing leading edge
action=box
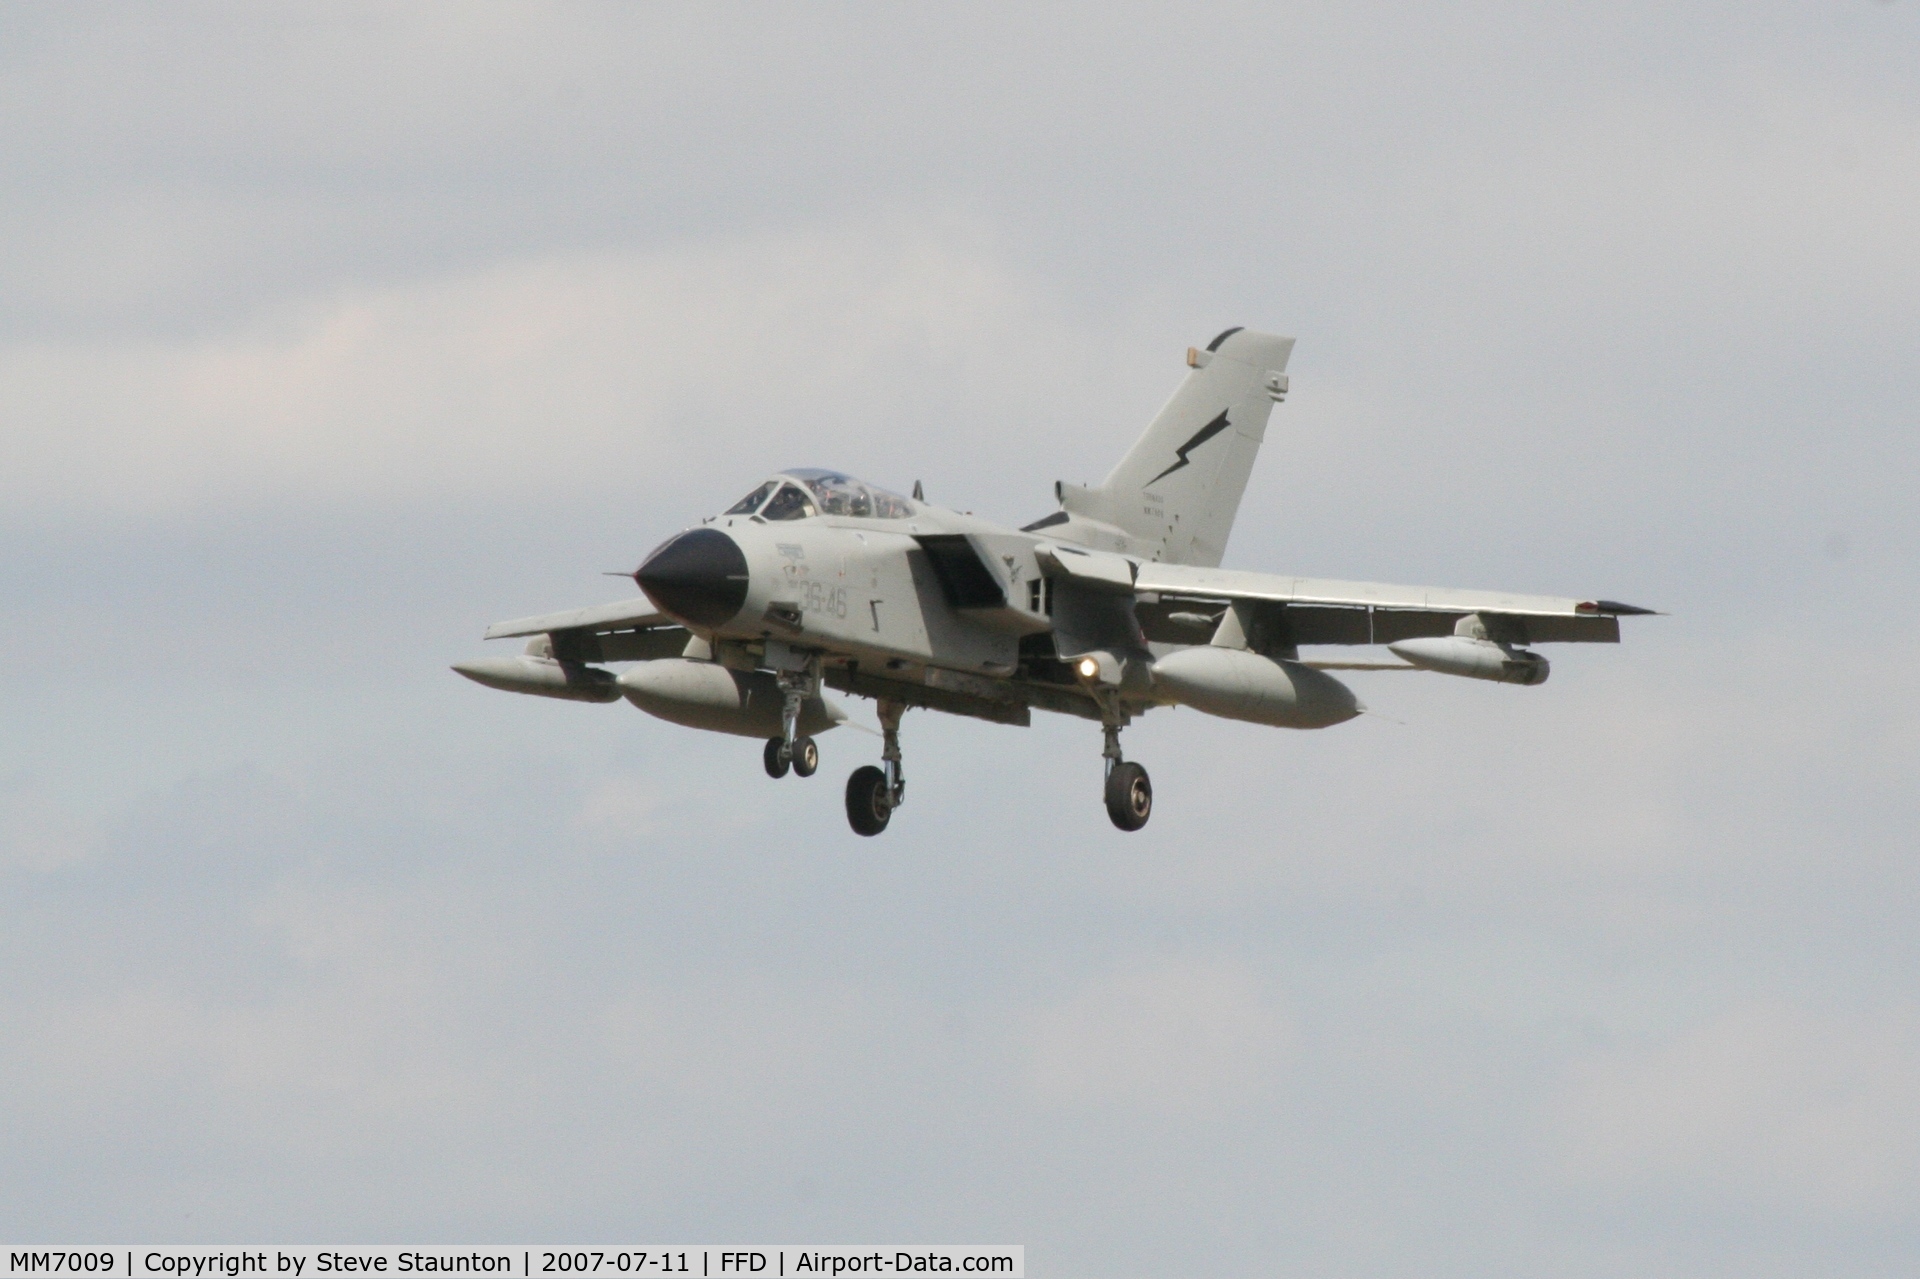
[483,596,667,639]
[1134,562,1654,646]
[480,596,688,664]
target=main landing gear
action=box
[1100,719,1152,832]
[767,661,1146,833]
[846,699,907,836]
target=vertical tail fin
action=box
[1042,328,1294,567]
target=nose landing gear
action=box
[765,655,822,780]
[764,734,819,779]
[846,699,907,836]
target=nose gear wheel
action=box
[766,734,821,779]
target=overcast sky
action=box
[3,4,1919,1275]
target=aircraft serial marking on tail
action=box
[456,329,1654,835]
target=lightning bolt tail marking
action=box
[1144,410,1233,488]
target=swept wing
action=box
[482,595,688,663]
[1134,562,1653,646]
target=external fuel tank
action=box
[1150,646,1361,729]
[618,659,844,738]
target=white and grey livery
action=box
[456,327,1654,835]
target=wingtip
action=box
[1579,600,1662,617]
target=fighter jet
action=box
[456,327,1653,835]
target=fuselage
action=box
[686,506,1042,671]
[631,469,1362,735]
[634,470,1055,679]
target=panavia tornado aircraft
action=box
[456,327,1652,835]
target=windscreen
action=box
[760,483,817,522]
[723,481,777,515]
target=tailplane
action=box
[1028,327,1294,567]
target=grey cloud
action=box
[1545,1002,1920,1216]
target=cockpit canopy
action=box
[722,469,916,522]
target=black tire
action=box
[763,737,790,779]
[845,765,892,836]
[792,736,819,778]
[1104,761,1152,831]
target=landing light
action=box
[1077,657,1100,679]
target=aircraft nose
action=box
[634,528,750,629]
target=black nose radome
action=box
[635,528,749,629]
